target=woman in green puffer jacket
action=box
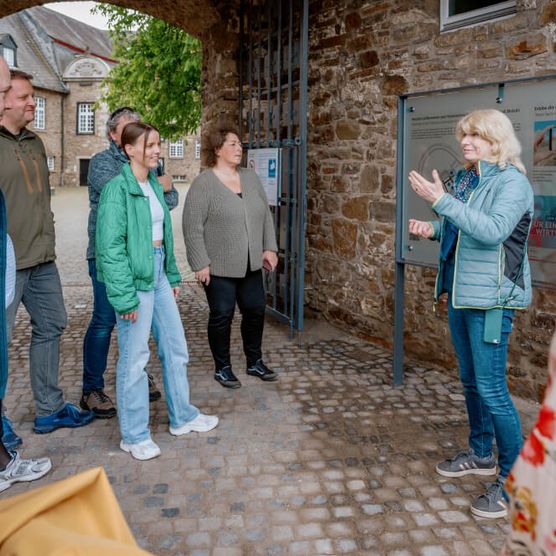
[408,109,534,521]
[96,122,218,461]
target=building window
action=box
[47,156,55,171]
[440,0,516,31]
[169,139,184,159]
[173,175,187,182]
[2,46,15,67]
[195,139,201,160]
[34,97,46,130]
[77,102,95,134]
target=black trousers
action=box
[204,269,266,370]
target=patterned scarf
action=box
[453,165,479,202]
[439,165,480,262]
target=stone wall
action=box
[61,79,109,187]
[162,135,201,184]
[305,0,556,401]
[200,1,242,130]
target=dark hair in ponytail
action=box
[121,122,159,159]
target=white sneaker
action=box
[120,438,161,461]
[0,451,52,493]
[169,413,219,436]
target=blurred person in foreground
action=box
[502,331,556,555]
[408,109,534,519]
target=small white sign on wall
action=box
[247,148,280,206]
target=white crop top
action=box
[138,180,164,241]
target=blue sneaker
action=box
[33,403,95,434]
[1,416,23,451]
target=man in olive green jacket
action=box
[0,70,94,435]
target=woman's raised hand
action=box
[408,169,444,204]
[408,219,434,239]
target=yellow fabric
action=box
[0,467,153,556]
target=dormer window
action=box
[2,46,14,67]
[0,35,18,67]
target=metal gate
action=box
[239,0,308,337]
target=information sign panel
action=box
[399,77,556,288]
[247,148,281,206]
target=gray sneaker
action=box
[436,449,497,478]
[0,451,52,493]
[470,478,507,518]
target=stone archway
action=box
[0,0,242,128]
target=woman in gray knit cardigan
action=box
[182,125,279,389]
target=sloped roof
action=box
[27,6,113,61]
[0,11,66,92]
[0,6,114,94]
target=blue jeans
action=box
[115,248,199,444]
[5,262,66,416]
[82,259,116,393]
[448,301,522,478]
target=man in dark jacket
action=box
[81,107,178,417]
[0,70,94,435]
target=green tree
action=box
[95,4,201,139]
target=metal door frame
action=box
[239,0,308,337]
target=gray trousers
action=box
[6,262,67,416]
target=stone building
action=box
[0,6,200,188]
[0,0,555,401]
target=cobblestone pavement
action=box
[2,187,539,555]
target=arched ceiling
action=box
[0,0,225,39]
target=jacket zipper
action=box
[497,245,504,304]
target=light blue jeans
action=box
[115,248,199,444]
[448,300,522,478]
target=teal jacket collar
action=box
[475,160,517,178]
[121,163,161,197]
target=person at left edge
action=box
[81,106,177,419]
[96,121,218,461]
[0,55,52,493]
[0,69,94,435]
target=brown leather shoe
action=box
[80,390,116,419]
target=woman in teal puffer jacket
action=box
[96,122,218,461]
[409,109,534,520]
